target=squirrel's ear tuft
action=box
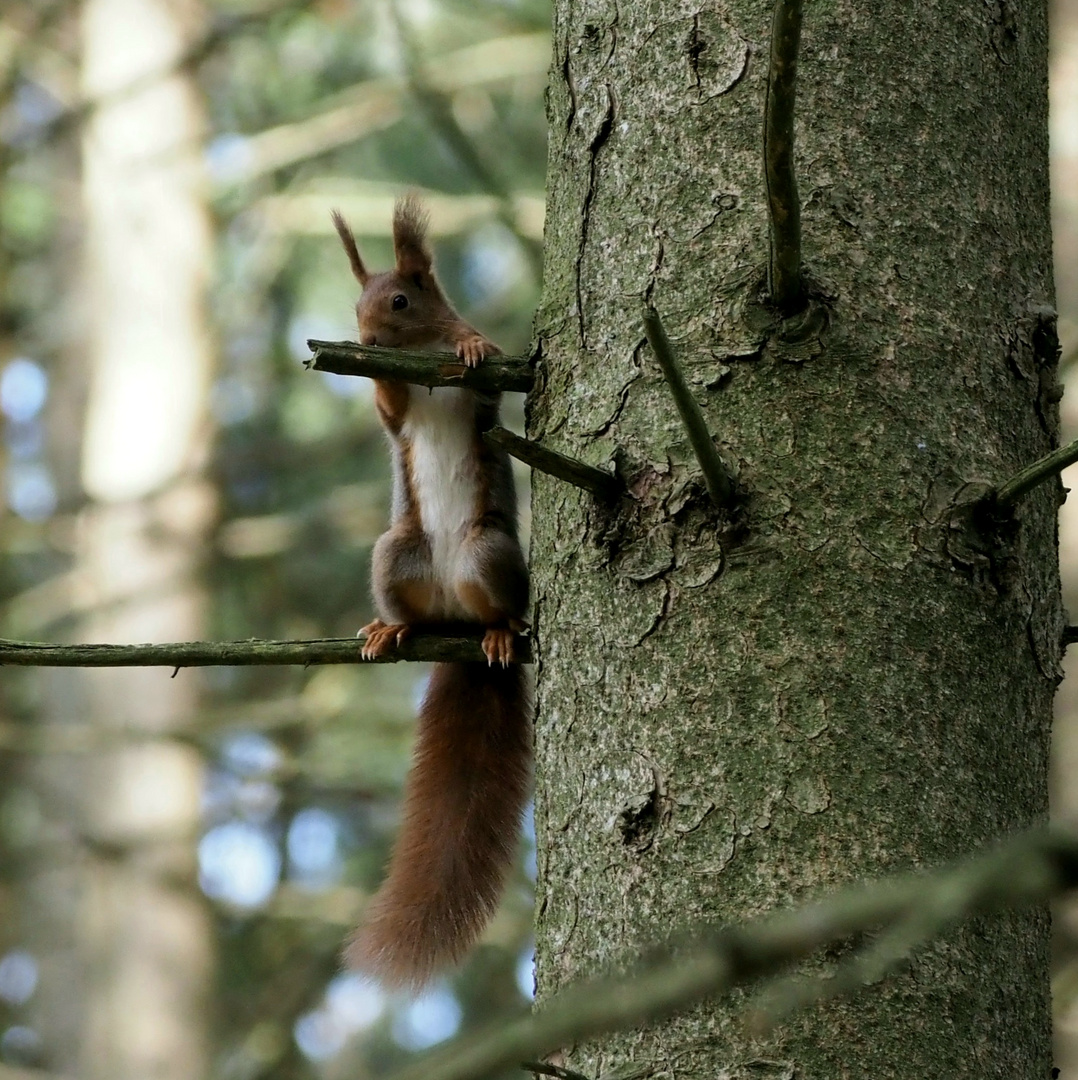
[332,210,370,287]
[393,194,433,278]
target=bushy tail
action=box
[345,662,532,988]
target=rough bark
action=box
[531,1,1060,1076]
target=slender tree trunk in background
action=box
[532,1,1060,1075]
[35,1,218,1077]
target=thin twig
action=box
[484,427,620,500]
[307,340,534,393]
[991,436,1078,510]
[763,0,804,312]
[0,632,532,669]
[381,828,1078,1080]
[642,308,735,509]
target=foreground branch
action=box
[763,0,804,312]
[0,632,531,669]
[307,340,534,393]
[386,827,1078,1080]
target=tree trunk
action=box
[42,0,217,1076]
[531,1,1060,1076]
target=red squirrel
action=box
[332,196,531,988]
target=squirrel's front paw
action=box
[456,335,501,368]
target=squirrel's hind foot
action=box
[360,619,411,659]
[481,627,515,667]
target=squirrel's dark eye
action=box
[392,294,408,311]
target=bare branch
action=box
[0,632,532,669]
[990,436,1078,510]
[307,340,534,393]
[484,426,620,501]
[642,308,735,509]
[383,827,1078,1080]
[763,0,804,312]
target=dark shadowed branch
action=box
[991,436,1078,510]
[642,308,735,509]
[383,827,1078,1080]
[484,427,621,500]
[763,0,804,313]
[307,340,534,393]
[0,632,531,669]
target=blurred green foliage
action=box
[0,0,548,1075]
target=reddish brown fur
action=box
[332,197,529,988]
[331,209,369,286]
[345,662,531,988]
[392,194,433,278]
[372,379,411,432]
[332,199,498,363]
[455,579,504,625]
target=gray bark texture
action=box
[529,0,1061,1076]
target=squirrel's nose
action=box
[360,332,378,346]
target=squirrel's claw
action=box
[482,627,515,668]
[456,334,501,368]
[359,619,411,660]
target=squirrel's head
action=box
[332,196,456,350]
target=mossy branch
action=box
[991,436,1078,510]
[384,827,1078,1080]
[0,632,532,669]
[763,0,804,313]
[307,340,534,393]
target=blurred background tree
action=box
[0,0,1075,1078]
[0,1,545,1077]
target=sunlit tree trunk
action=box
[532,0,1061,1074]
[58,0,215,1076]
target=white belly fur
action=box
[402,385,478,615]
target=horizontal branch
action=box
[0,632,531,669]
[307,340,534,393]
[991,436,1078,510]
[642,308,736,509]
[386,827,1078,1080]
[763,0,805,312]
[484,426,621,500]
